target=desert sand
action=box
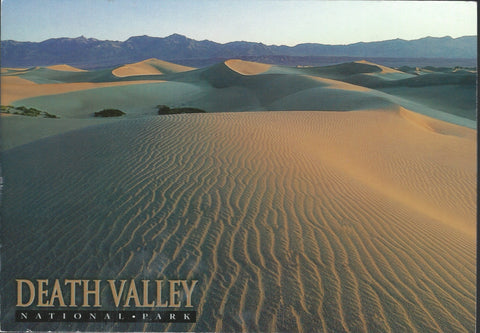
[1,75,162,106]
[0,59,476,332]
[46,64,87,72]
[356,60,407,74]
[225,59,272,75]
[112,58,195,77]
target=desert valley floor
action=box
[0,59,476,332]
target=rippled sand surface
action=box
[2,110,475,332]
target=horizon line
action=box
[2,33,477,46]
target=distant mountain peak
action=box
[126,35,153,41]
[1,34,476,69]
[164,34,190,43]
[421,35,453,40]
[166,33,187,39]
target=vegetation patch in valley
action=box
[157,105,206,115]
[1,105,59,118]
[94,109,126,117]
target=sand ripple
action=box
[1,111,475,332]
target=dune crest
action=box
[308,75,371,92]
[0,75,163,105]
[2,68,28,73]
[355,60,404,74]
[46,64,86,72]
[112,58,194,77]
[397,107,472,138]
[225,59,272,75]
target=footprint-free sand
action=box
[0,59,476,332]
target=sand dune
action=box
[0,75,163,105]
[291,61,476,123]
[46,64,87,72]
[355,60,405,74]
[1,67,30,73]
[7,66,400,123]
[299,61,386,77]
[4,59,475,126]
[2,59,475,152]
[379,84,476,121]
[308,75,371,92]
[299,61,414,82]
[1,58,476,331]
[113,58,195,77]
[225,59,272,75]
[1,110,475,332]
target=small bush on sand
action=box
[94,109,126,117]
[156,105,206,115]
[1,105,59,118]
[44,112,58,118]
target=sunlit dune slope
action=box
[2,59,476,155]
[224,59,272,75]
[3,59,476,123]
[46,64,87,72]
[355,60,404,74]
[0,75,162,105]
[1,67,30,73]
[1,110,475,332]
[112,58,195,77]
[6,62,397,119]
[292,61,476,121]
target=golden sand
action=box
[0,59,475,332]
[0,76,163,105]
[356,60,405,74]
[225,59,272,75]
[46,64,87,72]
[112,58,194,77]
[1,67,29,73]
[308,75,371,92]
[2,110,475,332]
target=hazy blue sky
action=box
[1,0,476,45]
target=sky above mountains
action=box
[1,0,477,45]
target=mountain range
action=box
[1,34,476,69]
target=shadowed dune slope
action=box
[379,84,476,120]
[3,61,406,114]
[11,59,475,128]
[9,69,401,122]
[3,59,476,123]
[297,61,387,79]
[1,66,120,84]
[2,59,476,152]
[8,81,204,119]
[1,111,475,332]
[0,75,162,105]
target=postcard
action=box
[0,1,476,331]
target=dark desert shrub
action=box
[94,109,126,117]
[1,105,58,118]
[44,112,58,118]
[157,105,206,115]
